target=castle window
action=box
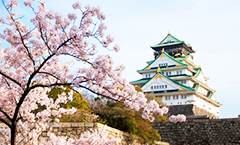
[157,86,159,89]
[176,95,179,99]
[169,72,171,76]
[162,85,164,88]
[159,85,161,89]
[151,86,153,90]
[154,86,156,89]
[181,95,187,99]
[173,95,175,99]
[166,72,168,76]
[159,63,168,67]
[180,70,182,74]
[166,96,171,100]
[177,71,179,75]
[165,85,167,88]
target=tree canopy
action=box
[0,0,185,144]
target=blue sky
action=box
[1,0,240,118]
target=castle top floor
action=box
[151,31,195,58]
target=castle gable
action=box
[144,52,186,70]
[141,73,193,93]
[160,33,181,44]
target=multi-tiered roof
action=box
[131,32,222,118]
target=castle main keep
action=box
[130,32,222,119]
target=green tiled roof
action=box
[209,91,213,99]
[151,90,194,95]
[158,34,182,44]
[194,83,200,90]
[164,52,187,66]
[137,65,188,73]
[140,72,195,91]
[151,42,183,48]
[130,79,149,84]
[162,73,195,91]
[137,68,158,73]
[146,60,154,64]
[139,51,187,71]
[169,75,191,79]
[194,68,201,78]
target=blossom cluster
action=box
[0,0,186,144]
[169,114,187,123]
[40,126,122,145]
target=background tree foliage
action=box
[46,86,166,144]
[89,87,166,144]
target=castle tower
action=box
[130,32,222,119]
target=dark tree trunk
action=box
[11,121,16,145]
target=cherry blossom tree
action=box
[0,0,185,144]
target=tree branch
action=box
[0,118,11,128]
[0,108,12,122]
[0,71,21,87]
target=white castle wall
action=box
[160,94,219,116]
[142,79,181,92]
[197,86,208,96]
[151,56,177,68]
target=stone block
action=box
[71,123,79,127]
[62,123,71,127]
[84,123,94,127]
[78,122,84,127]
[95,123,104,128]
[51,123,63,127]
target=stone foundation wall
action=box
[0,123,169,145]
[168,104,218,119]
[153,117,240,144]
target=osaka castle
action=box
[130,32,222,119]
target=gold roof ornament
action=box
[199,65,201,68]
[157,67,160,73]
[178,87,187,91]
[161,48,165,53]
[168,30,170,34]
[145,67,150,70]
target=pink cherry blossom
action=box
[113,44,120,52]
[72,1,81,9]
[169,114,186,123]
[24,0,32,7]
[68,13,77,20]
[0,0,186,144]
